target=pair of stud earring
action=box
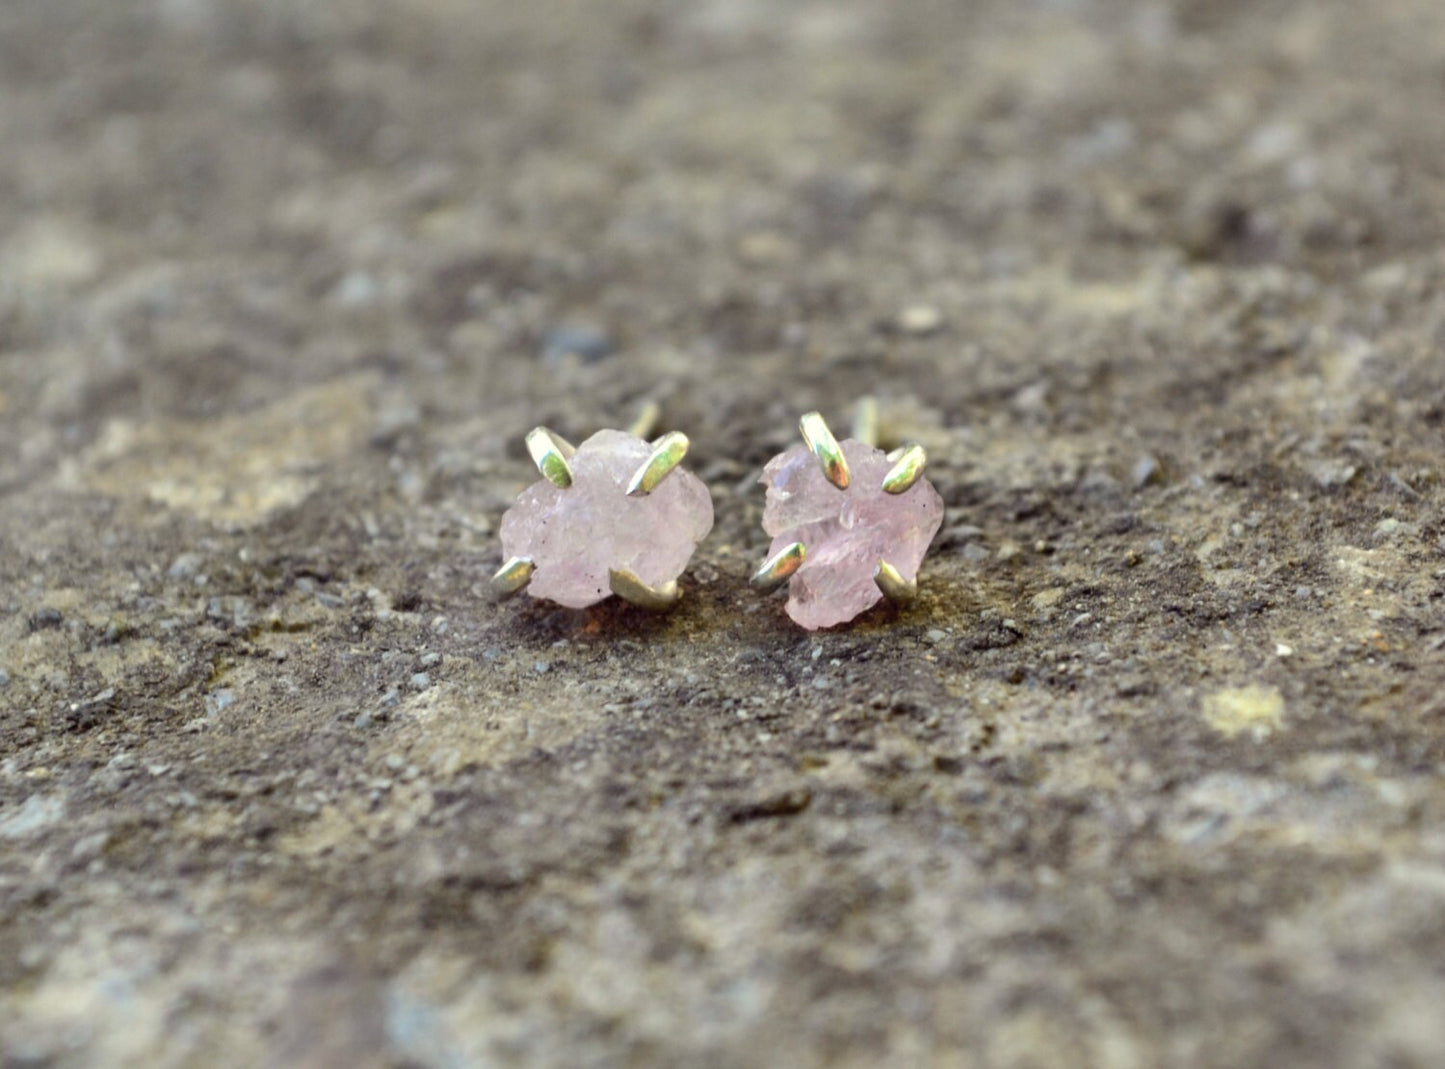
[491,402,944,630]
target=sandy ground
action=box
[2,1,1444,1065]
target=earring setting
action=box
[490,404,942,625]
[493,424,713,610]
[751,408,943,629]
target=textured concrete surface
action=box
[2,1,1444,1066]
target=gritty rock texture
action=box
[762,440,944,629]
[2,1,1445,1066]
[499,429,713,608]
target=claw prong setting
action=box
[873,559,917,605]
[799,411,850,490]
[852,397,879,450]
[751,541,807,592]
[525,426,577,488]
[492,556,536,597]
[881,444,927,494]
[626,431,690,496]
[608,568,681,611]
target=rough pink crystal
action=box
[761,440,944,629]
[500,429,713,609]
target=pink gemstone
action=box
[500,429,713,609]
[761,440,944,629]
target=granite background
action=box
[2,1,1444,1065]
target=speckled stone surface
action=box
[2,2,1444,1066]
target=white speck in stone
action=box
[898,304,943,335]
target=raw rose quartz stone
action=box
[500,429,713,609]
[761,440,944,629]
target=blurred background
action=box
[3,1,1445,1065]
[6,0,1442,459]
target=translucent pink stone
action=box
[761,440,944,629]
[500,429,713,609]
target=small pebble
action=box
[420,652,441,668]
[71,831,109,862]
[1012,381,1049,413]
[410,673,431,690]
[924,629,948,644]
[542,324,613,364]
[0,669,10,688]
[205,689,235,717]
[897,304,943,336]
[75,688,115,712]
[737,231,794,265]
[1080,468,1120,494]
[1132,454,1162,488]
[534,661,552,674]
[1311,460,1358,491]
[1373,517,1418,542]
[168,553,205,578]
[380,688,401,708]
[28,608,63,631]
[1276,643,1294,657]
[332,270,379,308]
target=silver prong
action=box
[525,426,576,488]
[881,444,926,494]
[799,411,850,490]
[751,541,806,592]
[626,431,690,496]
[852,397,879,450]
[873,559,917,605]
[628,400,661,440]
[492,557,535,597]
[608,568,680,611]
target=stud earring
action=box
[493,416,713,611]
[751,402,943,629]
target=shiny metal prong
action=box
[525,426,576,488]
[492,557,535,597]
[626,431,690,496]
[881,444,927,494]
[873,559,917,605]
[628,400,661,440]
[608,568,680,611]
[800,411,850,490]
[852,397,879,450]
[750,541,806,592]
